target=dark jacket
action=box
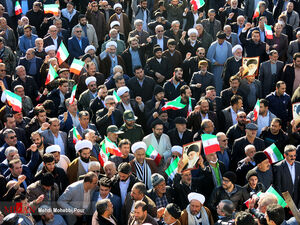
[260,127,289,153]
[18,56,43,87]
[68,36,89,60]
[110,174,140,198]
[167,128,193,146]
[11,76,39,102]
[95,107,123,136]
[190,71,215,101]
[163,79,186,101]
[187,111,218,133]
[241,182,265,206]
[146,186,174,205]
[280,63,297,96]
[43,35,63,49]
[47,89,71,116]
[222,56,242,89]
[121,47,146,77]
[127,76,156,102]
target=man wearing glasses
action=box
[68,26,89,61]
[108,3,131,39]
[43,25,63,50]
[216,132,230,171]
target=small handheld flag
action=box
[44,4,59,16]
[146,145,162,166]
[4,90,22,112]
[264,23,273,39]
[45,64,58,85]
[72,127,82,144]
[15,1,22,15]
[162,96,186,111]
[56,42,69,65]
[202,134,221,155]
[70,59,85,75]
[69,85,77,105]
[190,0,205,11]
[165,157,179,180]
[253,99,260,122]
[263,144,284,164]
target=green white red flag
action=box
[15,1,22,15]
[70,59,85,75]
[69,85,77,105]
[162,96,186,111]
[44,4,59,16]
[165,157,179,180]
[265,186,287,208]
[99,144,110,167]
[264,144,284,164]
[45,64,58,85]
[113,90,121,103]
[264,23,273,39]
[146,145,162,166]
[253,99,260,121]
[190,0,205,11]
[253,3,260,19]
[103,136,122,157]
[202,134,220,155]
[56,42,69,65]
[4,90,22,112]
[72,127,82,144]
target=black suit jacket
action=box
[43,35,63,49]
[167,128,194,146]
[148,35,169,53]
[95,107,123,136]
[127,76,156,102]
[273,160,300,207]
[18,56,43,86]
[89,97,105,124]
[280,64,296,96]
[47,89,71,116]
[121,47,146,77]
[187,111,218,133]
[144,56,173,84]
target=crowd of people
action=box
[0,0,299,224]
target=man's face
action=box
[5,117,16,129]
[120,144,130,157]
[25,50,35,60]
[119,171,130,181]
[155,181,166,195]
[234,49,242,58]
[224,26,231,36]
[0,64,6,77]
[135,68,145,80]
[7,152,19,161]
[270,121,281,135]
[269,53,279,63]
[24,28,32,37]
[222,177,233,190]
[259,103,267,115]
[246,128,257,138]
[135,23,143,31]
[155,50,162,59]
[276,83,286,96]
[248,176,258,189]
[135,149,146,164]
[231,0,238,8]
[11,162,22,177]
[79,148,91,162]
[153,124,164,138]
[252,33,260,42]
[107,132,118,143]
[100,185,111,197]
[206,89,216,100]
[99,87,108,100]
[285,150,296,165]
[204,121,214,134]
[190,200,201,215]
[237,112,246,124]
[287,2,294,12]
[230,79,240,90]
[59,82,68,94]
[17,67,26,80]
[130,40,139,51]
[134,207,147,223]
[200,101,209,114]
[196,25,203,35]
[141,1,147,9]
[156,92,165,101]
[74,28,82,38]
[190,33,197,41]
[172,23,180,32]
[125,119,135,128]
[237,17,245,26]
[245,147,256,159]
[88,81,97,93]
[217,38,225,45]
[5,132,17,146]
[88,177,98,190]
[163,210,175,224]
[120,92,130,104]
[168,44,176,52]
[236,99,243,110]
[52,152,60,163]
[108,46,117,56]
[174,69,183,81]
[208,12,215,20]
[206,152,217,163]
[188,151,199,161]
[156,27,164,38]
[68,102,78,113]
[274,24,282,34]
[45,161,55,172]
[49,27,57,38]
[87,64,96,75]
[79,17,87,26]
[176,123,186,133]
[115,7,122,14]
[105,99,116,110]
[294,57,300,68]
[15,87,25,98]
[258,159,270,172]
[218,135,228,149]
[50,121,60,134]
[59,71,70,79]
[181,170,192,185]
[131,187,143,201]
[31,134,43,148]
[79,115,89,128]
[54,20,62,29]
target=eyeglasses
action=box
[172,155,177,158]
[221,139,228,142]
[222,178,230,183]
[157,30,164,33]
[107,102,116,105]
[198,52,205,55]
[239,116,246,118]
[92,170,100,173]
[76,30,82,33]
[0,69,6,72]
[9,135,17,139]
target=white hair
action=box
[5,146,18,157]
[88,161,101,170]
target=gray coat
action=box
[200,19,222,40]
[287,39,299,63]
[78,89,96,111]
[131,0,151,25]
[39,129,68,154]
[244,0,269,20]
[282,10,299,29]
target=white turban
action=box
[84,45,96,54]
[232,44,243,54]
[46,145,61,153]
[117,86,129,97]
[75,140,93,153]
[110,21,120,28]
[188,28,198,36]
[45,45,56,53]
[171,146,183,155]
[188,192,205,204]
[113,3,122,10]
[131,141,147,154]
[106,41,117,49]
[85,76,97,86]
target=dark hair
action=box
[78,14,86,21]
[118,139,131,148]
[133,182,147,195]
[84,172,97,183]
[42,153,55,163]
[13,193,26,202]
[114,75,124,83]
[230,95,242,106]
[9,159,21,169]
[229,75,240,83]
[259,99,269,107]
[220,200,235,217]
[42,100,55,112]
[276,81,285,89]
[180,85,190,95]
[34,106,46,116]
[134,65,143,73]
[266,204,285,225]
[235,211,255,225]
[252,30,260,36]
[134,200,148,211]
[79,111,89,118]
[58,78,68,86]
[99,177,112,188]
[278,14,287,23]
[3,114,14,123]
[24,24,32,30]
[293,52,300,60]
[271,117,282,126]
[96,199,110,216]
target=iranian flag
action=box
[4,90,22,112]
[162,96,186,111]
[44,4,59,16]
[15,1,22,15]
[146,145,162,166]
[72,127,82,144]
[253,3,260,19]
[202,134,220,155]
[69,85,77,105]
[266,186,287,208]
[45,64,58,85]
[264,144,284,164]
[165,157,179,180]
[113,90,121,103]
[103,136,122,157]
[264,23,273,39]
[70,59,85,75]
[190,0,205,11]
[187,97,192,116]
[99,144,110,167]
[56,42,69,65]
[253,99,260,122]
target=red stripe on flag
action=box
[154,154,162,166]
[204,144,220,155]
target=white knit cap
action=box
[46,145,61,153]
[75,140,93,153]
[117,86,129,97]
[84,45,96,54]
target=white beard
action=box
[188,155,198,168]
[248,67,257,75]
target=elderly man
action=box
[92,199,118,225]
[108,3,131,39]
[223,25,239,47]
[67,140,98,183]
[216,132,231,170]
[130,141,157,189]
[37,204,67,225]
[165,20,182,44]
[148,25,169,52]
[84,45,100,72]
[68,26,89,60]
[58,172,98,225]
[179,28,202,58]
[167,117,193,146]
[128,19,149,44]
[101,28,126,55]
[43,25,63,50]
[103,161,117,179]
[179,192,214,225]
[207,31,233,95]
[78,77,98,111]
[236,145,256,185]
[251,152,273,188]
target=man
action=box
[207,31,233,94]
[132,0,151,32]
[143,120,172,162]
[163,67,186,101]
[123,182,157,223]
[78,77,98,111]
[167,117,193,146]
[215,200,235,225]
[163,0,187,25]
[68,26,89,60]
[244,0,268,23]
[266,81,292,128]
[130,141,157,189]
[193,118,216,140]
[260,118,289,152]
[37,204,67,225]
[178,28,202,58]
[266,204,287,225]
[190,60,215,101]
[144,85,166,120]
[252,1,274,25]
[236,145,257,185]
[287,31,300,63]
[58,172,98,225]
[231,123,265,171]
[90,85,108,123]
[34,152,69,195]
[159,203,182,225]
[145,45,172,85]
[273,145,300,207]
[148,25,169,52]
[219,0,244,24]
[0,37,15,75]
[259,50,284,97]
[165,21,182,44]
[147,173,174,208]
[200,9,222,40]
[109,139,134,168]
[43,25,63,50]
[18,25,38,56]
[241,170,265,202]
[179,192,214,225]
[39,118,67,156]
[268,23,288,62]
[121,37,146,77]
[25,106,48,138]
[110,162,139,204]
[0,17,16,51]
[119,110,144,144]
[100,125,122,151]
[208,171,243,214]
[103,161,117,179]
[96,95,123,137]
[13,85,33,118]
[228,15,245,42]
[223,25,239,47]
[220,94,244,132]
[128,200,158,225]
[67,140,98,184]
[216,132,230,170]
[128,19,149,44]
[252,151,273,188]
[72,14,98,49]
[163,39,182,71]
[282,1,299,29]
[222,44,243,89]
[127,66,156,102]
[109,3,131,39]
[92,199,118,225]
[204,86,223,113]
[101,28,126,56]
[61,2,80,29]
[58,98,80,135]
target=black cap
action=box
[41,172,55,187]
[118,162,132,174]
[166,203,182,219]
[153,85,164,95]
[153,44,162,54]
[155,12,162,17]
[216,31,226,39]
[151,119,164,128]
[223,171,237,184]
[253,152,268,165]
[174,117,187,124]
[167,39,176,46]
[246,170,258,181]
[187,144,199,155]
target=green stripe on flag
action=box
[271,144,284,161]
[266,186,287,208]
[165,157,179,177]
[146,145,155,156]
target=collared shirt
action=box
[97,193,109,201]
[51,36,58,49]
[119,178,130,204]
[257,112,270,136]
[259,28,265,42]
[178,131,183,139]
[52,132,65,155]
[156,58,162,63]
[83,189,91,209]
[230,107,240,125]
[286,160,296,184]
[59,90,65,107]
[129,47,142,72]
[155,194,168,208]
[70,113,80,128]
[143,10,148,31]
[122,102,134,111]
[76,37,82,49]
[157,37,164,49]
[271,63,277,74]
[201,113,208,121]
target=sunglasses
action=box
[9,135,17,139]
[76,30,82,33]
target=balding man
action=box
[236,145,256,185]
[148,25,169,53]
[43,25,63,50]
[216,132,230,170]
